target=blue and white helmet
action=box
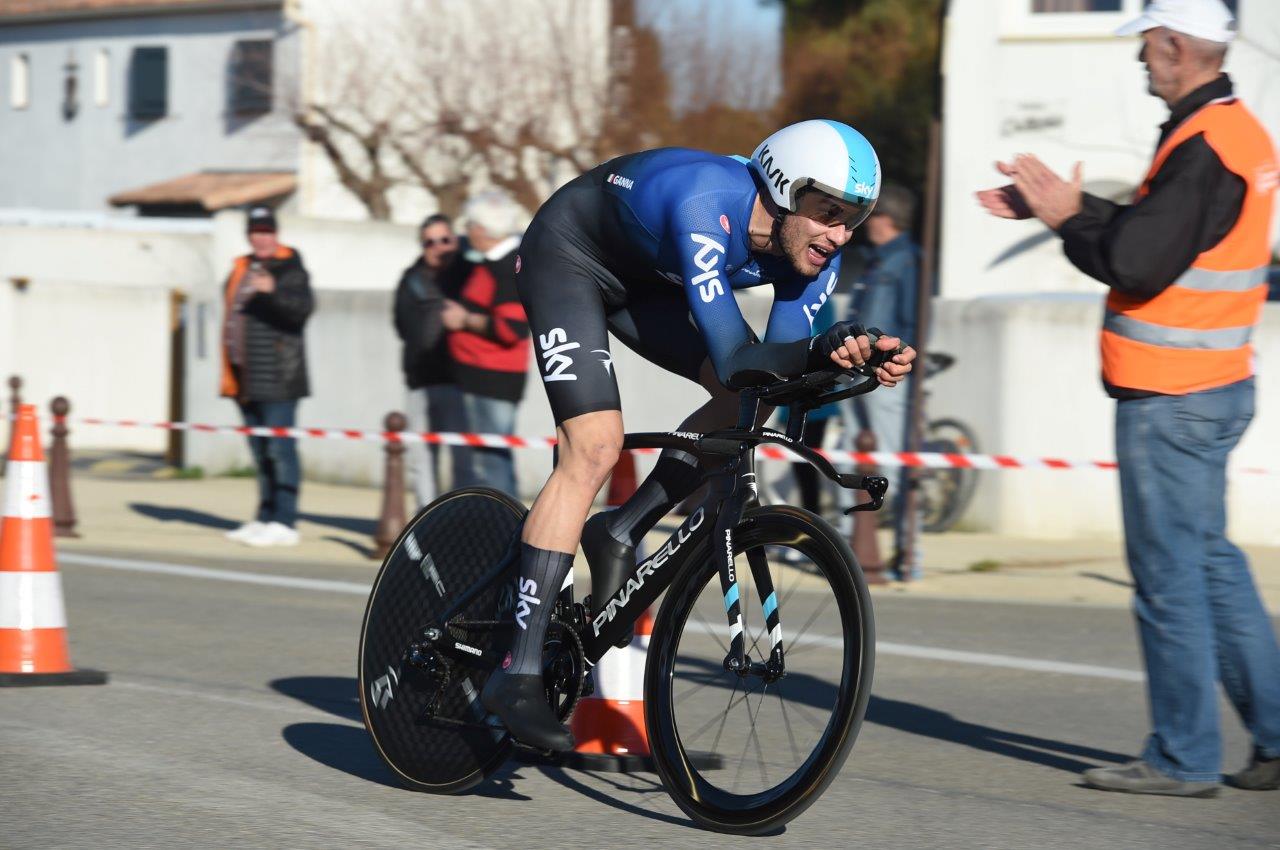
[750,119,881,228]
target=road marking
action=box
[61,551,1145,683]
[114,679,327,717]
[682,620,1143,682]
[876,641,1143,682]
[59,551,371,595]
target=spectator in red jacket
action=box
[443,190,530,497]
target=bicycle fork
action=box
[713,452,785,683]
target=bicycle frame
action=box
[432,372,887,680]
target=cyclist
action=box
[482,119,917,750]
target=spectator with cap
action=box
[443,190,530,498]
[837,182,923,579]
[220,206,314,547]
[978,0,1280,796]
[393,213,472,507]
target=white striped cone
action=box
[571,605,653,757]
[0,405,105,685]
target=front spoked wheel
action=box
[646,505,874,834]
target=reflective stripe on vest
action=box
[1175,266,1267,292]
[1103,310,1254,349]
[1100,98,1277,395]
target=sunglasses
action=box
[421,236,456,248]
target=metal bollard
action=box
[3,375,21,474]
[371,411,408,560]
[851,429,887,585]
[49,396,79,538]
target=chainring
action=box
[543,618,586,723]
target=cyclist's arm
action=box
[673,211,836,389]
[762,258,841,345]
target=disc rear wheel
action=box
[358,487,526,794]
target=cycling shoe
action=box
[581,512,637,648]
[480,669,574,752]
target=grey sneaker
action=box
[1082,759,1219,798]
[1227,749,1280,791]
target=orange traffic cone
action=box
[568,607,654,772]
[0,405,106,686]
[604,450,638,508]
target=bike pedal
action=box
[582,669,596,698]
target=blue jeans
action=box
[837,376,921,578]
[404,384,469,507]
[1116,378,1280,782]
[457,393,518,499]
[238,400,301,528]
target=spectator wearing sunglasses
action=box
[393,213,473,507]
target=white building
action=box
[941,0,1275,300]
[0,0,618,222]
[0,0,303,216]
[926,0,1280,543]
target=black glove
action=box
[806,321,868,372]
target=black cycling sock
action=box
[604,449,702,548]
[505,544,573,677]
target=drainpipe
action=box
[900,0,951,578]
[284,0,316,215]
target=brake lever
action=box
[840,474,888,513]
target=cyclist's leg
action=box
[597,285,768,550]
[481,225,623,751]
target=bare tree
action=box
[290,0,771,220]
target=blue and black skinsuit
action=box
[516,147,844,424]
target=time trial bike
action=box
[358,359,891,834]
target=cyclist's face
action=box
[779,192,860,276]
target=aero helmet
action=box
[750,119,881,228]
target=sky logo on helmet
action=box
[757,144,791,197]
[854,182,875,197]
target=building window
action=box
[1033,1,1121,10]
[10,54,29,109]
[229,39,272,115]
[94,49,109,107]
[128,46,168,119]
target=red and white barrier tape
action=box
[74,417,557,450]
[70,416,1277,475]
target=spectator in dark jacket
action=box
[444,190,530,498]
[220,206,314,547]
[394,214,472,507]
[836,183,923,579]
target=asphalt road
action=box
[1,549,1276,849]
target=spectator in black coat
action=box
[220,206,314,547]
[394,214,473,506]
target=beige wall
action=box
[928,297,1280,545]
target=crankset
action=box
[543,618,587,723]
[402,616,587,732]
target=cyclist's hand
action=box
[813,321,872,370]
[873,337,916,388]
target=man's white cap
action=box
[1115,0,1236,43]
